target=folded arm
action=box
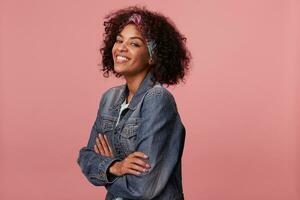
[106,88,186,199]
[77,93,121,186]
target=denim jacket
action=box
[77,71,186,200]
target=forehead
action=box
[118,24,144,38]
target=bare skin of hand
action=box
[109,152,151,176]
[94,134,113,158]
[93,134,151,176]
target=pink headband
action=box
[127,14,156,58]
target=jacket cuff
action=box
[98,157,120,184]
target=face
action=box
[112,24,151,78]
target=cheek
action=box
[112,44,117,54]
[133,49,149,63]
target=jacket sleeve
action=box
[77,93,121,186]
[105,88,186,199]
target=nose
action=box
[117,42,128,52]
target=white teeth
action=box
[116,55,129,61]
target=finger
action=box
[131,151,149,159]
[99,134,110,156]
[103,134,113,157]
[131,157,151,169]
[125,168,142,176]
[94,144,99,154]
[104,135,113,157]
[96,135,105,155]
[129,163,149,173]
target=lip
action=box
[115,53,131,59]
[114,53,131,64]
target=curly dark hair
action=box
[99,5,191,86]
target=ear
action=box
[148,58,154,65]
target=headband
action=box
[127,14,156,58]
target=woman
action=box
[77,6,191,200]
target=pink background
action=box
[1,0,299,199]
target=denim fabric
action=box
[77,71,186,199]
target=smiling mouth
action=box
[115,55,130,64]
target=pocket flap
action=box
[99,115,115,132]
[121,123,139,138]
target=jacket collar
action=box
[111,71,158,111]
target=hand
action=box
[94,133,113,158]
[108,151,151,176]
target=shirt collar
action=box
[111,71,158,111]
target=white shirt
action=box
[115,99,129,127]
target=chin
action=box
[114,65,125,73]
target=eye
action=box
[115,38,122,43]
[130,42,140,47]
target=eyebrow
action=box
[117,34,145,44]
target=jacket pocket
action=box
[121,123,139,138]
[97,114,115,133]
[119,118,141,153]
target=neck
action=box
[124,70,149,103]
